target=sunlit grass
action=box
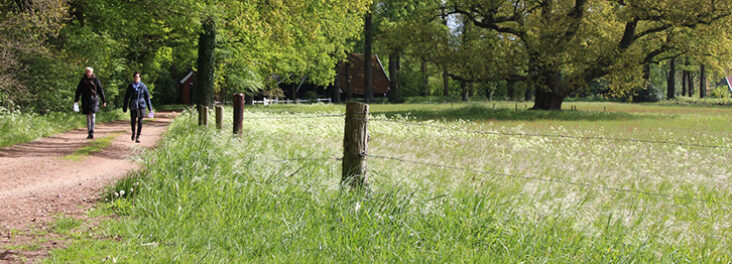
[62,132,122,161]
[0,108,127,148]
[49,102,731,263]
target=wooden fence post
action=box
[201,106,209,126]
[342,102,369,188]
[233,93,244,135]
[215,105,223,129]
[197,105,204,126]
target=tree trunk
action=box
[468,82,474,97]
[682,71,688,96]
[420,60,428,96]
[460,81,468,102]
[345,61,352,101]
[667,58,675,99]
[687,72,694,97]
[388,50,401,103]
[195,18,216,107]
[485,83,491,100]
[442,68,449,96]
[531,69,564,110]
[330,85,341,103]
[700,64,706,98]
[524,81,533,101]
[507,80,515,100]
[363,11,374,103]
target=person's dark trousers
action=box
[130,109,143,141]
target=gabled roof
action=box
[179,71,194,84]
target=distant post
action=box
[215,105,223,129]
[342,102,369,188]
[233,93,244,135]
[197,105,204,126]
[202,106,209,126]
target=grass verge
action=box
[0,109,127,148]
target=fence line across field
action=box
[260,153,730,208]
[197,98,730,149]
[362,118,732,150]
[201,97,730,208]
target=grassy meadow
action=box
[47,101,731,263]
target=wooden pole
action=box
[202,106,209,126]
[233,93,244,135]
[342,102,369,188]
[215,105,223,129]
[197,105,204,126]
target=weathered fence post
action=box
[342,102,369,188]
[201,106,209,126]
[233,93,244,135]
[215,105,223,129]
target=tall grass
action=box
[0,107,127,147]
[49,103,731,263]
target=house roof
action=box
[336,53,391,95]
[179,71,194,84]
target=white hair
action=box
[85,67,94,73]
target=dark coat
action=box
[123,82,152,116]
[75,76,106,114]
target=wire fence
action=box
[263,153,730,208]
[216,108,731,207]
[365,118,732,150]
[236,113,731,149]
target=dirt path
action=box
[0,111,177,263]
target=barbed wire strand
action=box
[362,118,731,149]
[365,153,730,207]
[243,114,345,120]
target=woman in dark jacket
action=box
[74,67,106,139]
[123,72,152,143]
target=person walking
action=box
[123,72,152,143]
[74,67,106,139]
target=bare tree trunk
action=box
[532,68,564,110]
[682,71,688,96]
[688,72,694,97]
[700,63,706,98]
[364,11,374,102]
[507,80,515,100]
[195,17,216,107]
[460,81,468,102]
[420,60,428,96]
[524,81,533,101]
[485,83,491,100]
[345,61,352,101]
[442,69,449,96]
[667,57,676,99]
[388,50,401,102]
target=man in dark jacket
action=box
[123,72,152,143]
[74,67,106,139]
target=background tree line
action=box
[2,0,732,114]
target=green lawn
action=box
[48,101,731,263]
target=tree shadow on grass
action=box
[371,104,650,122]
